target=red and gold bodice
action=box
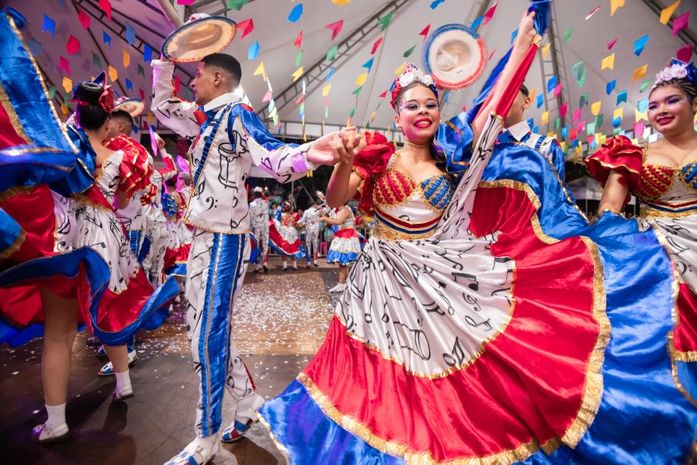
[587,136,697,217]
[370,153,455,240]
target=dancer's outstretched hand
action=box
[307,127,361,166]
[331,129,367,166]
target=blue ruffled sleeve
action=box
[49,126,96,197]
[432,111,474,179]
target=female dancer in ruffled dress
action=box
[270,200,305,270]
[141,134,178,287]
[587,59,697,400]
[0,11,175,443]
[321,205,361,293]
[260,6,697,464]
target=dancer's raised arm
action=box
[471,10,540,140]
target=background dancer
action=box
[299,199,322,268]
[320,204,360,292]
[270,200,305,270]
[249,186,270,273]
[502,84,567,178]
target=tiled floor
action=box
[0,258,340,465]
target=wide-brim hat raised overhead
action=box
[114,97,145,118]
[161,14,237,63]
[423,24,487,90]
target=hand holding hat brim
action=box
[114,98,145,118]
[161,16,237,63]
[423,24,487,90]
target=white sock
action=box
[114,369,131,394]
[45,403,66,428]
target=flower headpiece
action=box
[390,62,439,110]
[71,79,115,114]
[652,59,697,90]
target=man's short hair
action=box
[111,109,134,126]
[202,53,242,86]
[520,84,530,98]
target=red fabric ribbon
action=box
[98,86,115,113]
[105,135,153,198]
[352,131,395,216]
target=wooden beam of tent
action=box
[256,0,411,122]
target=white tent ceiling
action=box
[7,0,697,151]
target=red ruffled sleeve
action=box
[585,135,643,192]
[105,135,154,198]
[352,131,395,216]
[158,150,178,181]
[140,183,158,206]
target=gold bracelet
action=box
[351,167,366,180]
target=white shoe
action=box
[31,422,70,443]
[98,349,138,377]
[221,392,265,443]
[328,283,346,294]
[164,437,220,465]
[236,392,265,420]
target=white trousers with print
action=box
[185,229,258,437]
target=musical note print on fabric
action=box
[337,236,513,378]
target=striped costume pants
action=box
[185,229,257,438]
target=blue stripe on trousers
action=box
[128,230,143,261]
[198,233,245,436]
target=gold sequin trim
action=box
[652,228,697,407]
[673,350,697,363]
[0,228,25,260]
[256,413,291,465]
[308,180,610,462]
[70,193,113,212]
[351,167,366,180]
[478,180,559,245]
[641,206,697,219]
[640,164,674,201]
[373,222,436,241]
[0,146,74,160]
[563,237,609,448]
[8,16,77,153]
[688,438,697,465]
[0,186,36,202]
[298,372,543,465]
